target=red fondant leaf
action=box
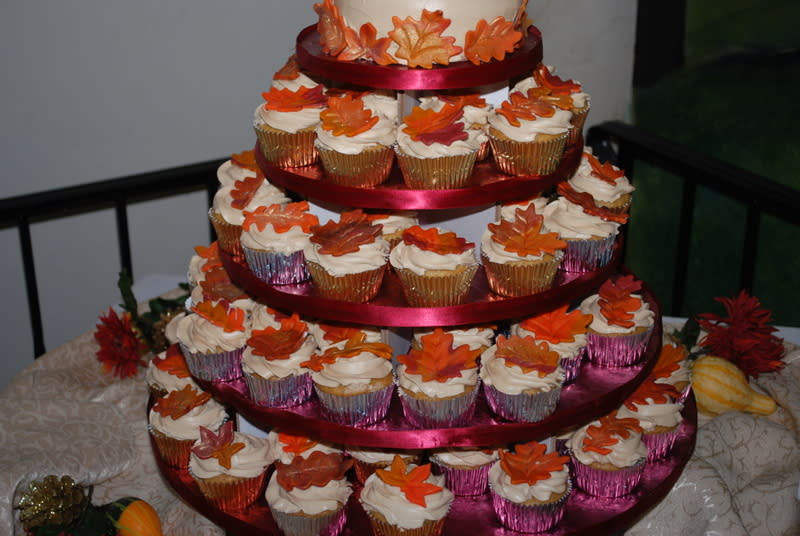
[584,151,625,183]
[582,411,642,455]
[649,343,688,381]
[261,85,327,112]
[624,378,680,409]
[242,201,319,234]
[198,267,249,303]
[276,451,353,491]
[402,103,468,146]
[152,385,212,419]
[518,305,592,344]
[277,432,319,455]
[389,10,462,68]
[247,314,308,360]
[191,421,245,470]
[153,345,191,378]
[496,90,555,127]
[192,301,246,333]
[274,55,302,81]
[556,182,629,224]
[320,94,380,137]
[230,149,259,172]
[532,64,582,95]
[302,333,392,372]
[194,242,223,273]
[464,17,522,65]
[230,176,263,210]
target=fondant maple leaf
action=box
[317,322,366,344]
[153,345,191,378]
[556,182,630,224]
[276,451,353,491]
[192,301,246,333]
[402,225,473,255]
[464,17,522,65]
[242,201,319,234]
[487,204,566,257]
[624,378,680,409]
[584,151,625,183]
[597,275,644,328]
[582,411,642,455]
[499,441,569,486]
[273,54,302,81]
[190,421,245,470]
[310,210,383,256]
[525,86,574,111]
[230,176,263,210]
[496,91,555,127]
[152,385,212,419]
[194,242,223,273]
[302,332,392,372]
[199,267,249,303]
[532,64,582,95]
[389,10,462,68]
[376,456,442,507]
[338,23,395,65]
[247,314,308,360]
[230,149,259,172]
[518,305,592,344]
[402,103,468,146]
[261,85,327,112]
[398,328,481,382]
[313,0,347,55]
[438,93,487,109]
[277,431,318,455]
[494,335,559,376]
[649,343,688,381]
[320,94,380,137]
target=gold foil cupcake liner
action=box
[208,208,243,258]
[253,122,318,168]
[365,510,447,536]
[318,144,394,187]
[193,472,266,511]
[305,261,387,303]
[149,428,194,469]
[395,149,477,190]
[569,103,591,144]
[481,251,563,297]
[393,264,478,307]
[489,129,568,176]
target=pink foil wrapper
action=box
[399,383,479,428]
[642,426,681,462]
[433,460,492,497]
[560,350,584,383]
[483,383,561,423]
[181,344,244,382]
[242,247,310,285]
[192,471,266,512]
[313,382,394,427]
[560,233,617,272]
[244,370,313,408]
[271,504,347,536]
[490,483,570,533]
[585,326,653,368]
[570,454,645,498]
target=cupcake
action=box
[395,102,481,189]
[241,201,319,285]
[430,447,499,497]
[495,194,549,222]
[148,385,228,468]
[266,451,353,536]
[216,149,261,188]
[365,210,419,249]
[565,149,634,214]
[347,447,423,485]
[304,210,390,303]
[566,411,647,498]
[481,204,567,297]
[579,275,655,368]
[512,304,592,383]
[187,242,224,290]
[254,84,327,168]
[542,196,621,272]
[651,343,692,403]
[360,456,454,536]
[397,329,482,428]
[412,324,496,354]
[176,300,249,382]
[480,335,564,423]
[390,225,478,307]
[189,421,272,511]
[146,344,200,399]
[489,441,571,533]
[488,88,573,176]
[316,93,396,187]
[242,314,316,408]
[307,319,385,352]
[419,93,492,160]
[301,334,394,426]
[617,379,683,462]
[268,430,343,466]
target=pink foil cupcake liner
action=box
[399,384,479,428]
[642,426,681,462]
[570,454,645,498]
[271,504,347,536]
[244,371,313,408]
[243,247,310,285]
[484,384,561,423]
[585,326,653,368]
[490,483,571,533]
[433,461,492,497]
[313,383,394,427]
[560,351,584,383]
[560,234,617,272]
[192,471,267,511]
[181,344,244,382]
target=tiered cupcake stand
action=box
[153,24,696,535]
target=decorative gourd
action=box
[691,355,777,416]
[110,497,164,536]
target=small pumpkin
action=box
[691,355,777,417]
[107,497,164,536]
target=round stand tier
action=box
[153,393,696,535]
[295,25,543,91]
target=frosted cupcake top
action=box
[497,195,549,222]
[616,379,683,431]
[148,385,227,441]
[304,210,390,276]
[482,204,567,262]
[542,197,620,240]
[365,211,419,240]
[212,175,289,225]
[189,422,272,479]
[390,226,476,275]
[512,305,592,359]
[512,64,590,110]
[651,343,692,389]
[266,451,353,515]
[242,315,317,380]
[479,335,564,395]
[413,325,495,351]
[307,320,384,351]
[302,334,394,389]
[176,300,249,354]
[267,430,342,465]
[397,329,482,398]
[430,447,499,468]
[315,93,396,154]
[216,149,260,188]
[489,441,570,503]
[270,55,320,92]
[347,447,421,465]
[567,411,647,468]
[255,84,327,133]
[567,149,634,204]
[579,275,655,335]
[146,346,199,394]
[489,88,573,141]
[240,201,319,253]
[396,102,482,157]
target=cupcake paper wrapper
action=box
[489,130,568,176]
[570,455,645,498]
[393,264,478,307]
[643,426,681,462]
[560,351,584,383]
[481,251,562,297]
[193,472,266,511]
[585,326,653,368]
[306,261,386,303]
[244,370,313,408]
[149,428,194,469]
[568,103,591,144]
[243,247,310,285]
[490,483,571,533]
[253,122,318,168]
[314,383,394,427]
[476,139,490,161]
[365,511,447,536]
[271,505,348,536]
[395,149,477,190]
[484,384,561,423]
[181,344,244,382]
[318,145,394,187]
[399,384,479,428]
[560,233,617,272]
[433,460,492,497]
[208,208,243,258]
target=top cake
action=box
[313,0,528,67]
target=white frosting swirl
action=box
[309,351,393,389]
[413,326,495,351]
[567,420,647,467]
[307,322,384,351]
[361,93,399,123]
[397,363,478,398]
[511,323,587,360]
[211,179,289,225]
[148,398,227,441]
[368,211,418,238]
[271,71,319,92]
[360,466,453,529]
[304,237,389,277]
[480,227,562,263]
[265,470,351,516]
[395,126,482,158]
[216,159,256,188]
[145,352,199,393]
[430,448,498,468]
[488,106,573,141]
[389,230,476,276]
[616,399,684,431]
[479,345,564,395]
[242,335,317,380]
[175,310,248,354]
[240,218,313,254]
[489,460,569,503]
[568,150,634,203]
[246,180,291,209]
[254,101,322,134]
[347,447,421,465]
[315,114,396,155]
[497,196,549,222]
[189,432,272,479]
[579,293,655,335]
[542,197,620,240]
[267,430,342,464]
[249,305,283,332]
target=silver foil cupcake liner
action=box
[642,426,681,462]
[399,384,479,428]
[244,371,313,408]
[243,247,310,285]
[560,234,616,272]
[585,326,653,368]
[271,504,347,536]
[181,344,244,382]
[314,383,394,427]
[484,384,561,423]
[490,481,571,533]
[433,460,492,497]
[570,453,645,498]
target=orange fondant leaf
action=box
[494,335,559,376]
[597,275,643,328]
[624,378,680,409]
[302,333,392,372]
[277,431,319,455]
[274,54,302,81]
[191,422,245,470]
[152,385,212,419]
[247,314,308,360]
[389,10,462,68]
[532,64,583,95]
[192,301,246,333]
[525,86,574,111]
[582,411,643,455]
[338,23,395,65]
[313,0,347,55]
[199,267,249,303]
[276,450,353,491]
[402,103,467,146]
[464,17,522,65]
[499,441,569,485]
[261,85,327,112]
[320,94,380,137]
[487,204,566,257]
[194,242,223,273]
[402,225,473,255]
[438,93,488,110]
[556,182,629,224]
[230,149,259,172]
[496,91,556,127]
[398,328,481,382]
[376,456,442,507]
[518,305,592,344]
[317,322,369,344]
[153,345,191,378]
[230,176,263,210]
[585,151,626,183]
[242,201,319,234]
[649,343,688,381]
[309,209,383,256]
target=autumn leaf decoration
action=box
[398,328,481,382]
[585,151,626,184]
[597,275,643,329]
[556,182,629,224]
[273,54,302,81]
[496,90,556,127]
[581,411,643,455]
[153,345,191,378]
[623,379,680,410]
[313,0,347,55]
[518,305,592,344]
[317,322,367,344]
[390,10,462,68]
[191,422,245,470]
[194,242,223,273]
[464,17,522,64]
[438,93,488,110]
[276,451,353,491]
[230,149,259,173]
[487,205,566,257]
[243,201,319,234]
[402,225,474,255]
[302,333,393,372]
[338,22,395,65]
[261,85,327,112]
[310,210,383,256]
[192,301,246,333]
[152,385,212,419]
[494,335,559,377]
[499,441,569,486]
[247,314,308,361]
[649,343,688,382]
[532,64,583,96]
[402,103,468,146]
[320,94,380,137]
[230,176,263,210]
[277,432,319,456]
[376,456,442,507]
[198,267,249,303]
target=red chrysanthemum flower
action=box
[94,307,148,379]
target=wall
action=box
[0,0,637,388]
